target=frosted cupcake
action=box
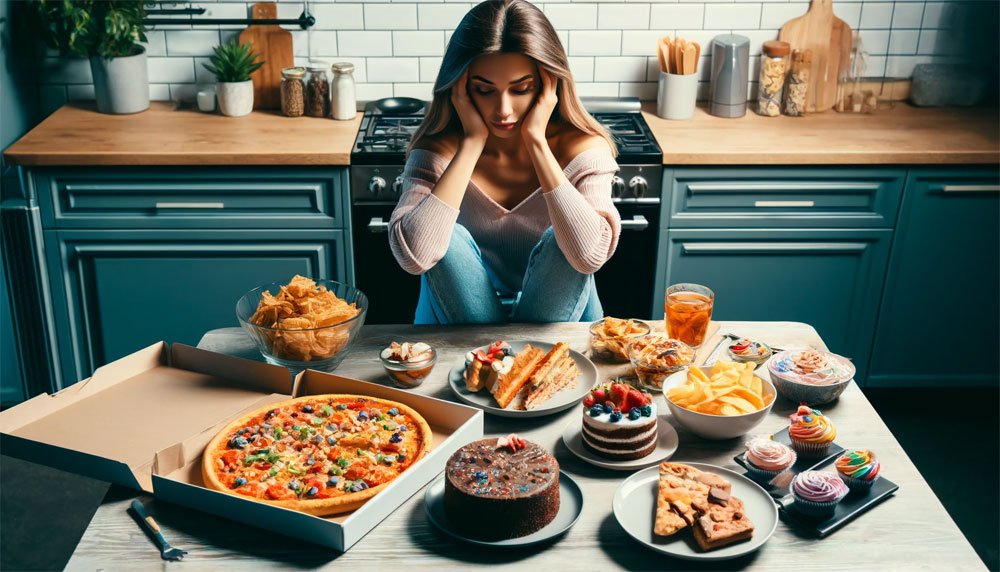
[744,437,797,482]
[836,449,881,493]
[791,471,849,518]
[788,404,836,458]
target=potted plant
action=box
[203,39,265,117]
[25,0,150,114]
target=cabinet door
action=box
[44,229,350,387]
[658,229,893,384]
[868,169,1000,387]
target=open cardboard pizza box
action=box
[0,342,484,551]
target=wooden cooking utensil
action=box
[657,38,668,74]
[778,0,852,112]
[661,37,674,74]
[675,37,684,75]
[239,2,293,110]
[682,43,697,76]
[692,41,701,73]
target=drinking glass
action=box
[664,283,714,347]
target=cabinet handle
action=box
[368,217,390,233]
[682,242,866,254]
[941,185,1000,193]
[619,215,649,231]
[154,202,225,209]
[754,200,815,207]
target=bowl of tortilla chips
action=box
[236,275,368,373]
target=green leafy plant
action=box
[23,0,148,59]
[203,39,265,83]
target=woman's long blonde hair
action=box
[407,0,616,157]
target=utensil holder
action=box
[656,72,698,120]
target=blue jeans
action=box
[413,224,603,324]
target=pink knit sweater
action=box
[388,145,621,292]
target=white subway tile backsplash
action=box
[892,3,925,28]
[307,31,339,57]
[860,3,894,29]
[885,55,932,78]
[419,4,472,30]
[598,4,650,30]
[732,30,778,55]
[618,81,657,100]
[148,58,196,83]
[356,83,395,102]
[622,30,674,57]
[860,30,890,55]
[393,31,445,56]
[368,57,420,82]
[674,30,720,50]
[568,57,595,82]
[166,30,220,56]
[365,4,419,30]
[575,82,620,96]
[650,4,704,30]
[142,32,168,57]
[544,4,598,30]
[917,29,953,56]
[645,57,660,81]
[194,57,215,84]
[567,31,622,56]
[760,3,808,29]
[312,4,364,30]
[921,3,950,29]
[393,83,434,100]
[865,56,887,77]
[832,3,861,29]
[704,4,761,30]
[195,2,247,29]
[594,56,648,81]
[420,57,444,82]
[557,31,570,50]
[888,30,919,55]
[339,31,393,56]
[169,83,199,102]
[149,84,172,101]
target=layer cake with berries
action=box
[582,382,658,460]
[443,435,560,540]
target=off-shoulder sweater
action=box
[388,145,621,292]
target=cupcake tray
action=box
[733,429,898,538]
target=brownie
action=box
[443,437,560,540]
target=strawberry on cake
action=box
[581,381,658,460]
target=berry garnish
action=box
[589,405,603,417]
[602,403,613,414]
[609,411,622,422]
[628,409,640,420]
[583,396,595,408]
[640,404,652,417]
[593,388,607,400]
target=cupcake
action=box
[788,404,836,458]
[791,471,849,518]
[836,449,881,493]
[744,437,797,481]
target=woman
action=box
[389,0,621,324]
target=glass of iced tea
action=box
[664,283,714,348]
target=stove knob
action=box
[367,176,386,196]
[629,176,648,199]
[391,175,405,196]
[611,176,626,199]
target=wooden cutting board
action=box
[778,0,851,113]
[238,2,293,110]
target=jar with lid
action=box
[330,62,357,121]
[756,41,789,117]
[783,49,811,117]
[280,67,305,117]
[304,62,330,118]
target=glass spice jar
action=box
[280,67,305,117]
[756,41,790,117]
[783,49,812,117]
[330,62,357,120]
[304,63,330,118]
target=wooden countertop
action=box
[4,100,997,167]
[56,321,984,570]
[2,101,362,166]
[643,101,999,165]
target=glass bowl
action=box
[626,334,695,391]
[235,280,368,375]
[726,338,773,366]
[766,349,855,406]
[588,318,651,362]
[380,345,437,388]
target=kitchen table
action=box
[61,321,983,570]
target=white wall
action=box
[33,0,994,113]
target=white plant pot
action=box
[89,47,149,115]
[216,81,254,117]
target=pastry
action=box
[788,404,836,458]
[791,470,849,517]
[743,437,796,481]
[581,382,657,460]
[654,462,754,552]
[835,449,880,493]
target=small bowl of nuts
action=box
[379,341,436,388]
[627,334,695,391]
[589,317,651,362]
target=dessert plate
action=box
[447,340,597,418]
[561,416,679,470]
[424,470,584,547]
[613,462,778,561]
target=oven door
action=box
[594,201,661,320]
[351,203,421,324]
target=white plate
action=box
[612,462,778,561]
[423,471,584,546]
[447,340,597,418]
[561,415,679,470]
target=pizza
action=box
[202,394,433,515]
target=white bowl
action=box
[661,366,776,440]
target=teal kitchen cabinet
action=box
[868,168,1000,387]
[43,229,350,386]
[658,229,892,384]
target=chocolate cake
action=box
[443,435,560,540]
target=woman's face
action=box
[466,53,539,139]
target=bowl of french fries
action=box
[663,361,776,440]
[236,275,368,373]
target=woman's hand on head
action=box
[521,66,558,146]
[451,69,489,146]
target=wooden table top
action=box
[64,321,984,570]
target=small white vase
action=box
[216,81,254,117]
